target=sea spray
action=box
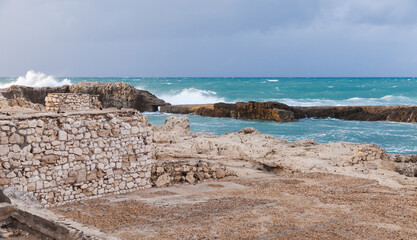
[0,70,72,88]
[159,88,226,105]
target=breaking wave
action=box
[272,95,417,106]
[0,70,72,88]
[159,88,226,105]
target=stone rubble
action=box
[151,159,231,187]
[345,146,388,166]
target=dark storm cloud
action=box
[0,0,417,77]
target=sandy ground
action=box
[52,169,417,240]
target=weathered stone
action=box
[73,148,83,156]
[9,133,24,144]
[185,172,195,184]
[111,129,120,135]
[0,178,11,185]
[41,155,59,164]
[58,131,67,141]
[156,167,165,174]
[155,174,171,187]
[87,172,97,181]
[97,130,111,138]
[76,170,87,183]
[96,170,105,178]
[216,168,226,178]
[27,182,36,191]
[0,145,8,156]
[65,177,77,184]
[195,171,205,181]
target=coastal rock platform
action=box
[153,116,417,188]
[161,101,417,123]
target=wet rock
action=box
[195,101,298,122]
[293,105,417,122]
[161,101,417,123]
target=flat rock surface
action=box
[51,171,417,239]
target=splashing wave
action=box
[0,70,72,88]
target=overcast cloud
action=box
[0,0,417,77]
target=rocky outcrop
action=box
[153,116,417,187]
[161,101,417,123]
[69,82,166,112]
[162,102,298,122]
[293,105,417,122]
[1,85,69,105]
[0,92,44,111]
[0,82,166,112]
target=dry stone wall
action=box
[345,146,388,166]
[0,109,152,206]
[45,93,102,112]
[151,159,230,187]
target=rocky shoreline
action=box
[0,82,416,239]
[161,101,417,122]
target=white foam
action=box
[159,88,226,105]
[0,70,72,88]
[270,95,417,106]
[267,79,279,82]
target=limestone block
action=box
[216,168,226,178]
[87,172,97,181]
[58,131,67,141]
[73,148,83,156]
[76,170,87,183]
[0,145,8,156]
[9,133,24,144]
[186,172,195,183]
[97,130,111,137]
[155,174,170,187]
[41,155,59,164]
[0,178,11,185]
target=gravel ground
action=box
[52,172,417,239]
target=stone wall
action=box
[345,146,388,166]
[45,93,102,112]
[0,109,152,206]
[151,159,230,187]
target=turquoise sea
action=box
[1,74,417,154]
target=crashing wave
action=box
[159,88,226,105]
[0,70,72,88]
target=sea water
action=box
[1,71,417,154]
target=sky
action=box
[1,0,417,77]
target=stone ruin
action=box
[0,93,228,207]
[1,91,155,207]
[0,109,152,207]
[0,91,229,239]
[45,93,102,112]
